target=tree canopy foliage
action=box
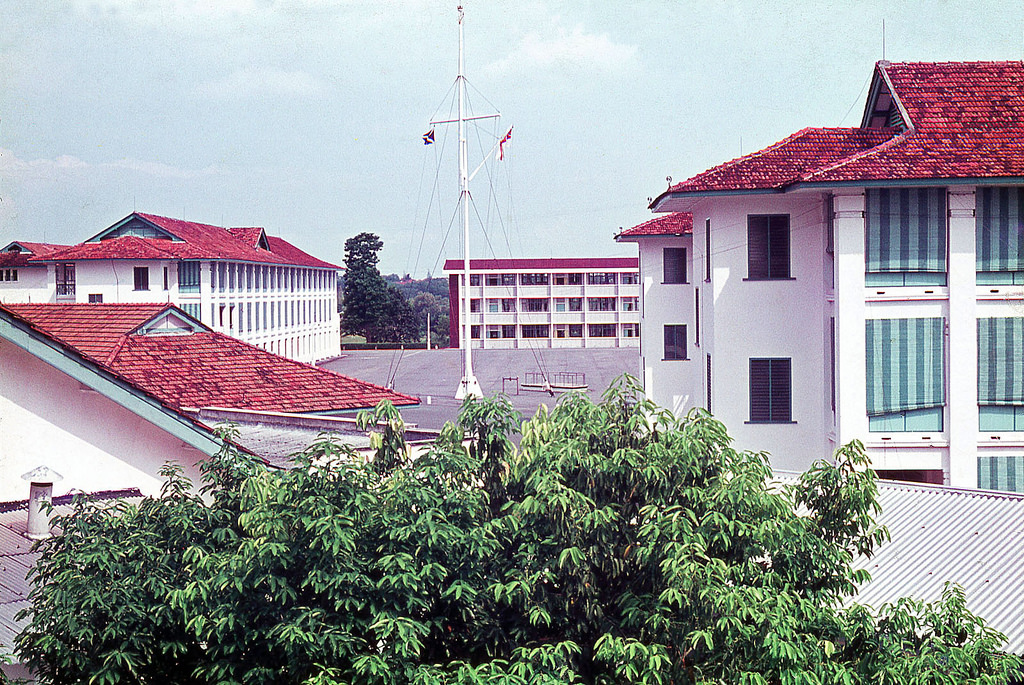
[341,233,419,343]
[16,378,1022,684]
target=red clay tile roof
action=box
[33,213,341,269]
[656,61,1024,203]
[111,332,416,413]
[662,127,901,195]
[264,236,341,270]
[1,303,417,413]
[0,242,70,268]
[616,213,693,240]
[443,257,638,271]
[3,303,167,361]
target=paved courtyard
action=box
[320,347,641,432]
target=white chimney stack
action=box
[21,466,63,540]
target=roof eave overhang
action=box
[651,187,782,212]
[792,176,1024,191]
[0,311,223,456]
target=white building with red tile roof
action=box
[443,257,641,349]
[620,60,1024,490]
[0,212,341,363]
[0,302,416,501]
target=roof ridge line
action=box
[798,128,914,184]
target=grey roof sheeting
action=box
[849,479,1024,654]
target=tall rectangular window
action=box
[705,218,712,282]
[706,354,712,413]
[978,317,1024,430]
[163,266,169,290]
[133,267,150,291]
[56,263,76,298]
[747,215,790,280]
[866,318,945,431]
[749,358,792,423]
[865,187,947,286]
[694,289,700,346]
[501,298,516,312]
[976,187,1024,285]
[178,261,201,293]
[663,247,687,283]
[830,317,836,413]
[218,263,227,292]
[664,325,687,360]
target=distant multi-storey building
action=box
[443,257,640,349]
[0,212,341,363]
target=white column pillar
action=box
[947,188,977,487]
[833,191,868,452]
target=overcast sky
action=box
[1,1,1021,276]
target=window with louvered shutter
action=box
[663,247,687,284]
[976,187,1024,285]
[749,358,792,422]
[747,215,790,280]
[865,187,947,285]
[663,325,687,360]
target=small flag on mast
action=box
[498,127,512,160]
[423,129,435,145]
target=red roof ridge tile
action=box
[667,127,826,193]
[800,127,916,184]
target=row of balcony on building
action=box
[469,322,640,340]
[54,261,337,298]
[470,296,639,314]
[467,271,639,287]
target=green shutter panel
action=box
[978,317,1024,405]
[866,317,945,416]
[978,456,1024,492]
[976,187,1024,273]
[866,188,947,273]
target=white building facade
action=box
[626,61,1024,490]
[0,213,341,363]
[443,257,640,349]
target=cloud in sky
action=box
[486,23,638,76]
[0,148,221,181]
[193,67,326,100]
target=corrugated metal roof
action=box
[848,479,1024,654]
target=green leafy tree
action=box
[17,379,1022,684]
[342,233,418,343]
[410,291,450,347]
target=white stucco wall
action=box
[695,193,832,472]
[0,266,51,304]
[0,337,209,501]
[636,235,700,416]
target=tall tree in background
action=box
[342,233,418,343]
[410,291,449,347]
